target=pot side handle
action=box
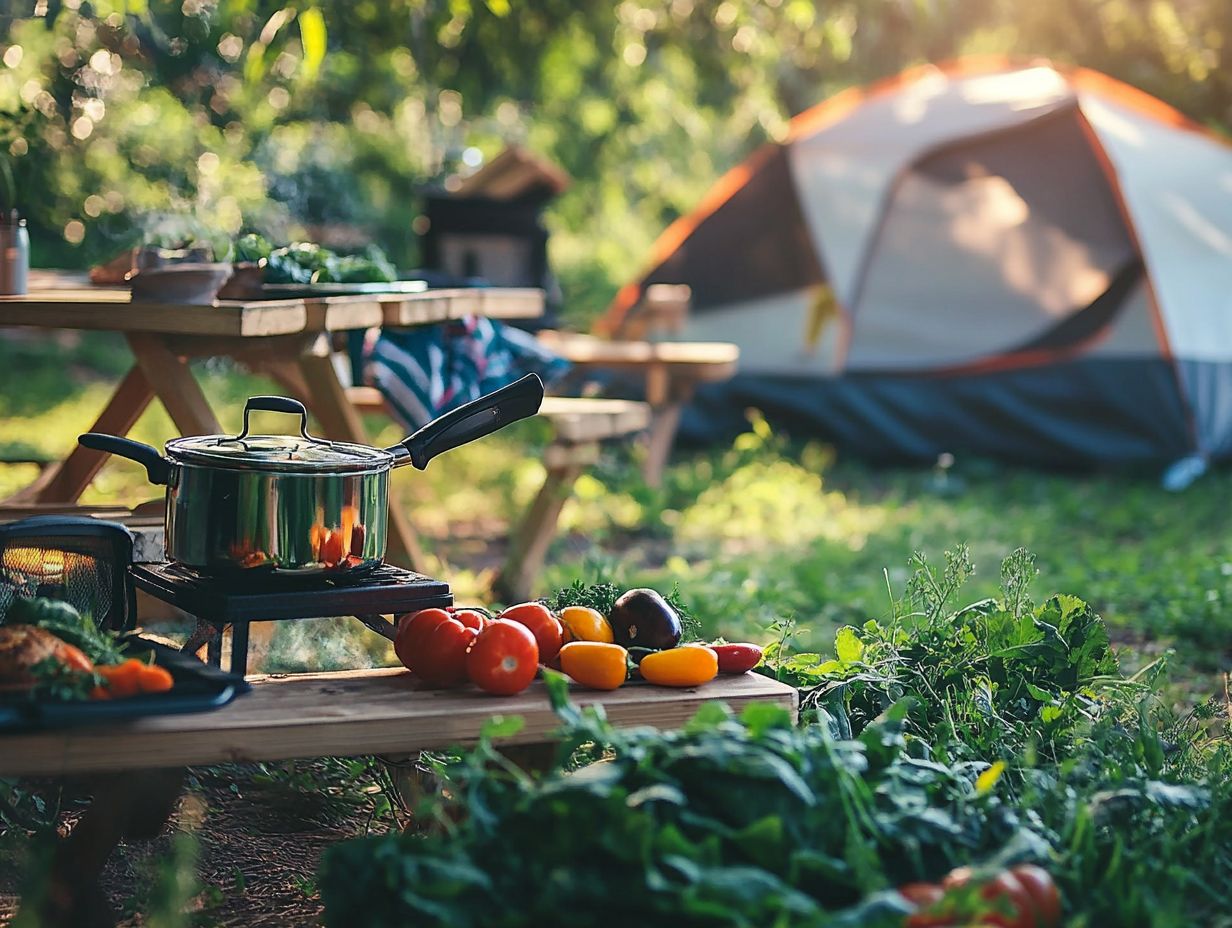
[391,373,545,470]
[78,433,172,486]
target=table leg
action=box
[126,333,222,434]
[293,344,428,571]
[206,624,223,667]
[229,621,250,676]
[3,365,156,505]
[638,365,691,488]
[33,768,185,928]
[493,443,592,602]
[181,618,219,661]
[641,370,698,488]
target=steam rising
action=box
[254,616,397,674]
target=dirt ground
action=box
[0,761,391,927]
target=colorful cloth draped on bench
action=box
[362,316,570,430]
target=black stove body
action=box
[132,562,452,675]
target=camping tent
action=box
[602,59,1232,469]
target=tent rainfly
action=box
[602,59,1232,476]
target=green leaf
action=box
[834,626,865,663]
[479,715,524,740]
[298,7,327,81]
[1024,682,1055,703]
[685,701,732,733]
[740,701,793,737]
[541,668,574,715]
[627,784,685,808]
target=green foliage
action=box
[0,1,1226,318]
[776,549,1125,766]
[26,657,95,702]
[258,236,397,284]
[318,558,1232,927]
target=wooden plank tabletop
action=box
[538,331,739,380]
[0,271,544,336]
[0,667,797,776]
[0,288,310,337]
[379,287,544,326]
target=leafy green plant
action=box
[777,548,1124,767]
[319,557,1232,928]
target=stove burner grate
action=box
[132,561,452,676]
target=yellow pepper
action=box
[559,641,628,690]
[639,645,719,688]
[559,606,615,644]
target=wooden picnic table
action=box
[0,667,797,926]
[0,270,543,570]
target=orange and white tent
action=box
[604,59,1232,469]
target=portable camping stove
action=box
[131,562,452,675]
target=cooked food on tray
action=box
[0,624,82,692]
[0,594,172,702]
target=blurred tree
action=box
[0,0,1226,321]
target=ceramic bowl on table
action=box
[128,262,234,305]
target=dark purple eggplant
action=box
[608,589,682,651]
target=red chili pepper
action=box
[711,643,764,674]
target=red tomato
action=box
[451,608,490,632]
[981,871,1038,928]
[1010,865,1060,927]
[395,610,476,687]
[498,602,564,665]
[944,869,1036,928]
[394,608,451,669]
[898,883,948,928]
[467,620,539,696]
[711,643,763,674]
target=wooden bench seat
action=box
[537,331,739,376]
[345,386,650,600]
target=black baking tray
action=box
[0,638,249,731]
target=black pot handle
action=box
[239,395,314,442]
[391,374,545,470]
[78,433,172,486]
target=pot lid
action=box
[167,433,393,473]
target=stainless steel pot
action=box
[78,375,544,576]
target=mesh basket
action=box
[0,516,136,632]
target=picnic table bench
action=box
[0,666,797,926]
